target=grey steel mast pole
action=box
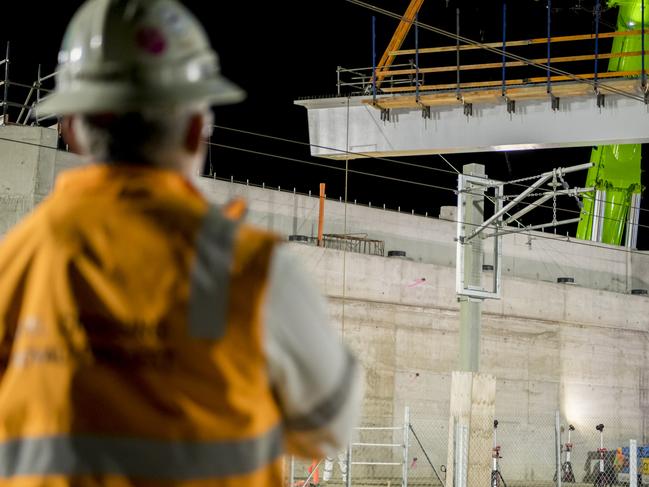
[458,164,485,372]
[456,9,461,100]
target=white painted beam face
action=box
[295,94,649,158]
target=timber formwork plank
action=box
[377,50,646,77]
[363,78,642,110]
[379,70,642,94]
[390,28,649,56]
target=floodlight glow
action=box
[492,144,543,152]
[563,390,588,427]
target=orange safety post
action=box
[308,459,320,485]
[318,183,325,247]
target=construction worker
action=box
[0,0,362,486]
[614,448,626,472]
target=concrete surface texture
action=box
[2,125,649,483]
[294,91,649,158]
[289,242,649,481]
[194,175,649,293]
[0,125,78,236]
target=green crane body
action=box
[576,0,645,245]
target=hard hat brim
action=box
[36,75,246,117]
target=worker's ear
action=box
[184,113,206,155]
[60,116,84,155]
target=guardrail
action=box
[0,43,56,126]
[336,21,649,102]
[289,233,385,257]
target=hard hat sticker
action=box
[136,27,167,55]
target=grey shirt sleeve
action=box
[263,245,363,455]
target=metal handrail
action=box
[6,80,37,90]
[0,46,56,126]
[17,86,35,125]
[391,28,649,57]
[381,69,642,94]
[377,50,648,77]
[39,71,58,82]
[338,62,414,73]
[336,26,649,99]
[1,101,32,109]
[346,407,410,487]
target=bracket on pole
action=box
[506,97,516,114]
[464,163,592,245]
[380,108,391,122]
[596,93,605,108]
[457,163,593,300]
[456,174,503,300]
[551,94,560,111]
[421,105,431,119]
[463,102,473,117]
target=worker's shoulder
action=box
[202,198,278,246]
[231,222,283,270]
[237,223,281,245]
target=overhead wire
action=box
[424,149,529,227]
[0,130,452,193]
[1,125,633,223]
[344,0,647,103]
[0,131,565,219]
[438,154,460,174]
[213,124,459,177]
[0,134,647,259]
[211,124,649,218]
[210,139,649,237]
[211,144,649,260]
[210,169,649,260]
[0,85,638,233]
[208,142,455,192]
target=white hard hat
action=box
[37,0,245,117]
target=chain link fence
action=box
[408,404,449,487]
[285,409,649,487]
[493,414,647,487]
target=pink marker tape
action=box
[407,278,427,288]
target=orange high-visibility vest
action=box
[0,164,283,486]
[222,197,248,221]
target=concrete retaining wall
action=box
[195,176,649,294]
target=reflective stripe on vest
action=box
[285,350,357,431]
[0,425,282,479]
[189,205,238,339]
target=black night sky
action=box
[2,1,648,247]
